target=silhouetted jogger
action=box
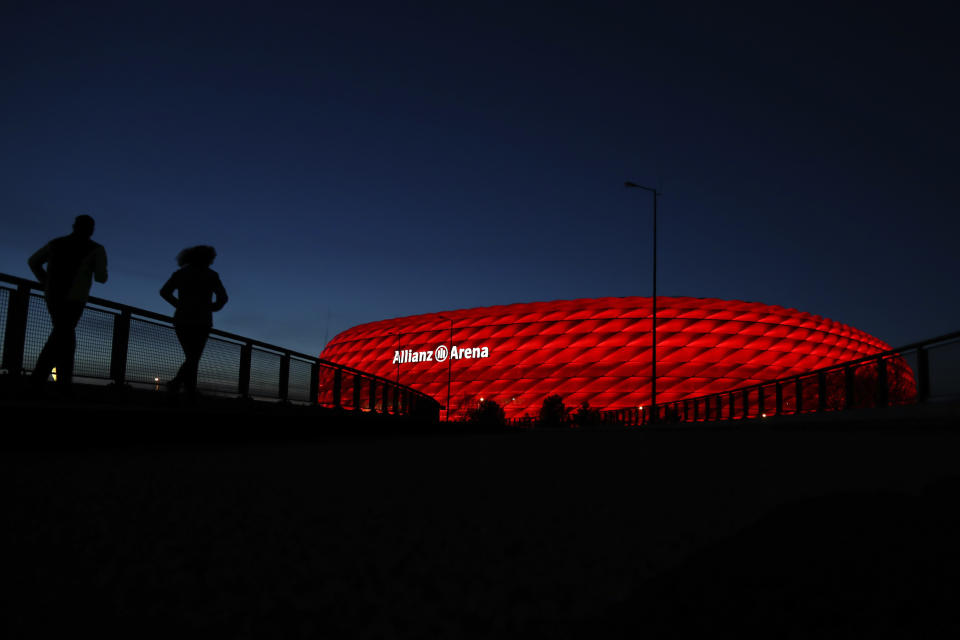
[160,246,228,397]
[28,215,109,391]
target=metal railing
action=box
[600,329,960,426]
[0,273,440,420]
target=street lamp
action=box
[435,314,455,422]
[625,181,660,423]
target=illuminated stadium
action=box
[319,296,914,420]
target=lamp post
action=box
[435,314,454,422]
[625,181,660,423]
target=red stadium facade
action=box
[319,297,914,420]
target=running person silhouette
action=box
[160,245,228,397]
[28,214,108,391]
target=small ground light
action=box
[155,377,160,391]
[762,413,767,418]
[51,367,57,382]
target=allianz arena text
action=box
[319,296,915,420]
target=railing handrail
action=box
[592,326,960,426]
[0,272,438,405]
[10,269,951,422]
[661,328,960,409]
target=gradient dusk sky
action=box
[2,1,957,357]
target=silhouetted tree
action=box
[662,405,682,424]
[467,399,506,429]
[572,400,601,429]
[538,394,568,428]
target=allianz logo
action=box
[392,344,490,364]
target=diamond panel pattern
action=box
[320,296,910,419]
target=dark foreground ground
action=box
[4,401,960,638]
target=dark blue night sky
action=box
[3,1,957,356]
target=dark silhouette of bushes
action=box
[467,399,506,429]
[538,394,568,428]
[572,401,601,429]
[661,405,682,424]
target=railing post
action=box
[795,377,803,414]
[309,361,320,406]
[353,374,362,411]
[693,398,699,422]
[369,378,377,412]
[2,283,31,376]
[757,386,765,417]
[333,368,342,409]
[877,356,888,407]
[844,365,855,410]
[109,308,131,385]
[238,342,252,399]
[917,347,930,403]
[393,384,399,414]
[776,382,783,416]
[742,389,749,419]
[817,372,827,412]
[279,352,290,402]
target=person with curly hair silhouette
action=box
[160,245,228,397]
